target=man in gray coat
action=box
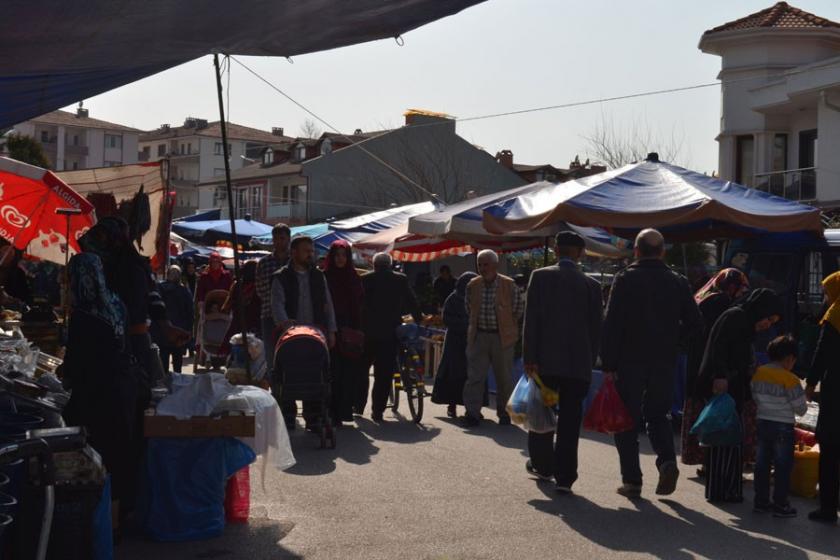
[523,231,602,493]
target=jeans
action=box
[527,377,590,487]
[613,365,677,485]
[754,419,795,506]
[463,332,514,420]
[262,316,278,373]
[366,337,399,415]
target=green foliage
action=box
[5,134,51,168]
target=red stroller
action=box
[273,325,335,449]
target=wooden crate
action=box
[144,415,255,438]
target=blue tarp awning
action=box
[0,1,484,128]
[176,209,222,222]
[172,218,273,244]
[482,157,823,240]
[250,223,330,248]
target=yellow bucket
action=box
[790,444,820,499]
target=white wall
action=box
[817,96,840,204]
[198,137,246,181]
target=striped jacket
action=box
[750,364,808,424]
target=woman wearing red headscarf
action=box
[324,240,364,423]
[195,252,233,305]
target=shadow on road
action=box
[117,518,302,560]
[355,416,441,444]
[284,425,381,476]
[526,493,810,560]
[437,415,529,455]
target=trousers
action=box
[527,377,590,487]
[366,337,399,415]
[464,332,513,419]
[818,440,840,513]
[613,365,676,484]
[754,419,795,506]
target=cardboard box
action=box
[144,415,256,438]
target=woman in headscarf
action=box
[181,257,198,295]
[681,268,750,469]
[195,252,233,306]
[697,288,783,503]
[432,271,478,418]
[806,271,840,524]
[222,260,262,348]
[323,240,364,423]
[62,253,139,516]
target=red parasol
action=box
[0,156,96,264]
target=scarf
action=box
[821,271,840,333]
[324,240,363,326]
[69,253,126,339]
[694,268,750,304]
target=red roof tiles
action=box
[704,2,840,35]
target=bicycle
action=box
[387,324,427,423]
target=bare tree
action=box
[582,113,688,169]
[299,118,322,139]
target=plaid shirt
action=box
[474,277,525,331]
[255,254,288,319]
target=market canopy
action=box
[354,222,474,262]
[0,0,484,128]
[408,183,631,258]
[481,156,824,240]
[172,217,272,245]
[250,223,330,248]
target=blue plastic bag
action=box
[141,437,256,542]
[506,376,530,425]
[524,379,557,434]
[690,394,742,447]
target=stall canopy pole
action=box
[213,53,251,383]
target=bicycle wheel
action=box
[406,373,424,423]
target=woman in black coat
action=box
[432,272,477,418]
[682,269,750,467]
[806,271,840,523]
[696,288,782,502]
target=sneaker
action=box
[773,504,798,518]
[617,483,643,499]
[556,485,573,495]
[525,460,553,482]
[808,510,838,524]
[498,416,512,426]
[753,502,774,514]
[461,415,480,428]
[656,461,680,496]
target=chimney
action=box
[272,127,285,137]
[354,128,363,135]
[495,150,514,169]
[76,107,89,118]
[404,109,455,132]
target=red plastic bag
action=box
[583,376,634,434]
[224,466,250,524]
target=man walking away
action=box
[271,235,337,429]
[524,232,602,493]
[433,265,456,309]
[463,250,525,427]
[602,228,702,499]
[256,223,290,368]
[361,253,423,422]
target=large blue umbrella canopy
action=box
[482,156,823,240]
[0,1,484,128]
[172,218,273,245]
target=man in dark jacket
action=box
[523,231,602,493]
[153,265,194,373]
[361,252,422,422]
[602,228,702,499]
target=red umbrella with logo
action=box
[0,156,96,265]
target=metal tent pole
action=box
[213,53,251,383]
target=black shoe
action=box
[461,415,480,428]
[371,412,384,423]
[656,461,679,496]
[525,460,553,482]
[753,502,774,514]
[773,504,797,518]
[617,483,642,499]
[447,405,457,418]
[555,484,573,495]
[808,510,838,524]
[498,416,512,426]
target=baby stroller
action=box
[273,325,335,449]
[197,289,232,371]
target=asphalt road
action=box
[119,395,838,560]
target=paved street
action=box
[119,393,837,560]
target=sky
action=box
[62,0,840,176]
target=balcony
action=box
[753,167,816,202]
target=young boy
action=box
[750,335,808,517]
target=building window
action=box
[234,185,264,218]
[72,162,79,170]
[72,135,80,146]
[40,131,49,143]
[263,148,273,166]
[320,138,332,155]
[180,143,185,155]
[104,134,122,149]
[735,135,754,187]
[214,142,232,155]
[295,144,306,162]
[157,144,166,157]
[772,134,788,172]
